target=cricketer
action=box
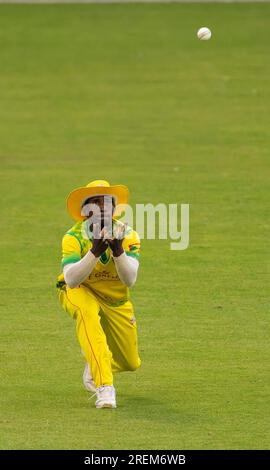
[56,180,141,408]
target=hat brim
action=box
[66,185,129,221]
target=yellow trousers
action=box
[58,284,141,388]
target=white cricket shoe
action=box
[83,363,97,393]
[95,385,116,409]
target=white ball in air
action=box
[197,27,212,41]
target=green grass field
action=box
[0,2,269,450]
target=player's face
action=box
[84,196,115,228]
[88,196,114,215]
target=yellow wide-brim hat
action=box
[66,179,129,221]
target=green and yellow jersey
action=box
[56,220,140,306]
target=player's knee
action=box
[126,357,141,371]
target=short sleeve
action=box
[61,234,82,269]
[122,230,140,260]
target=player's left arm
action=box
[107,225,140,287]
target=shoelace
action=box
[88,387,109,401]
[89,391,97,401]
[88,386,114,402]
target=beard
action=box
[87,212,114,238]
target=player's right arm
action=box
[62,234,92,288]
[62,229,107,289]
